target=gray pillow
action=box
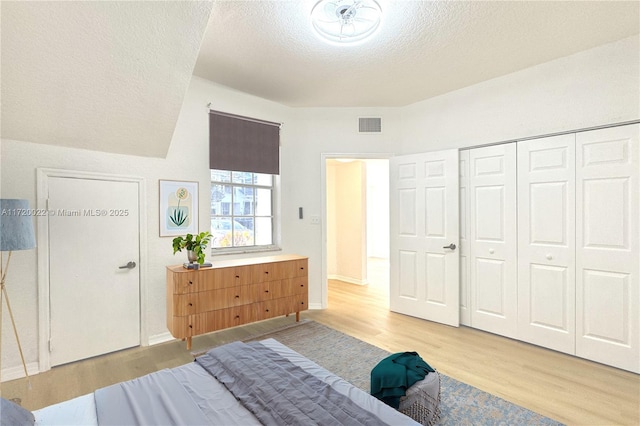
[1,397,35,425]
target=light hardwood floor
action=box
[2,278,639,425]
[311,280,640,426]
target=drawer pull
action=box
[265,309,270,312]
[188,281,193,285]
[188,303,193,307]
[235,295,240,298]
[188,325,193,329]
[264,271,269,275]
[265,290,269,293]
[235,315,240,319]
[235,275,240,278]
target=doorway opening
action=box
[323,156,390,306]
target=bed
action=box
[31,338,420,425]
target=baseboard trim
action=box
[1,362,40,382]
[148,331,175,346]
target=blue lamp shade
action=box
[0,199,37,251]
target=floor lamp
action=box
[0,199,36,387]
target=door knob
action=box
[119,261,137,269]
[443,243,457,250]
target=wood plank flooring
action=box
[309,280,640,426]
[2,278,639,425]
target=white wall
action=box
[400,35,639,153]
[277,108,403,306]
[0,77,293,377]
[0,75,403,377]
[327,160,367,284]
[1,34,637,378]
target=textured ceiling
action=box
[194,0,640,107]
[1,1,213,157]
[1,1,638,159]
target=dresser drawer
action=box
[190,306,254,334]
[250,258,308,282]
[250,263,275,283]
[168,316,191,338]
[171,293,198,316]
[195,285,260,312]
[217,305,255,327]
[262,294,308,318]
[292,293,308,312]
[287,277,307,295]
[274,259,308,279]
[199,266,252,291]
[260,279,287,299]
[294,259,308,277]
[168,270,199,294]
[258,281,276,301]
[261,299,292,319]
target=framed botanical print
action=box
[159,180,198,236]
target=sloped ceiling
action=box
[1,1,213,158]
[194,0,639,107]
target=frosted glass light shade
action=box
[311,0,382,44]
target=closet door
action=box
[517,134,576,354]
[469,144,518,338]
[576,124,639,373]
[459,150,471,326]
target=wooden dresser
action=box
[167,254,308,349]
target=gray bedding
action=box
[87,339,416,426]
[94,369,211,425]
[195,341,386,425]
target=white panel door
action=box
[459,150,471,326]
[469,144,518,338]
[576,124,639,373]
[48,177,140,366]
[390,149,460,326]
[517,134,576,354]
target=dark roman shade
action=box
[209,110,281,175]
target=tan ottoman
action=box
[398,372,441,426]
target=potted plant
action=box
[172,231,212,265]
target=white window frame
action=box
[210,170,281,255]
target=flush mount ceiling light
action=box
[311,0,382,44]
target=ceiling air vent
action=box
[358,117,382,134]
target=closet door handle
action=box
[443,243,456,250]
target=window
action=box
[208,110,280,252]
[210,169,274,249]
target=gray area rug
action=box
[235,319,563,426]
